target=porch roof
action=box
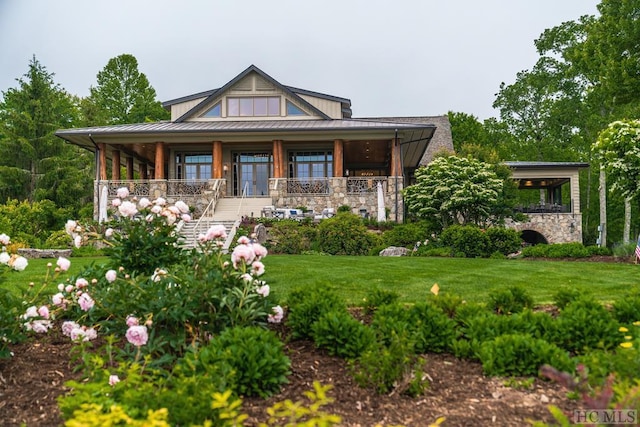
[55,118,436,168]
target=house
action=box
[55,65,586,245]
[55,65,453,225]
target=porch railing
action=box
[107,180,150,197]
[106,179,213,198]
[286,178,330,195]
[347,177,388,195]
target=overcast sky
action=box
[0,0,600,120]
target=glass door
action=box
[233,152,272,196]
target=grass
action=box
[3,255,638,306]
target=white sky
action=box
[0,0,600,120]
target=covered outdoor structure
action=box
[56,65,452,224]
[504,161,589,244]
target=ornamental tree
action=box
[403,155,505,229]
[593,119,640,201]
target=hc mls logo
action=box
[573,410,637,424]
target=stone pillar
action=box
[111,150,121,180]
[154,141,165,179]
[126,156,134,180]
[212,141,223,179]
[334,139,343,177]
[98,143,107,180]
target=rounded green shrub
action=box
[317,212,377,255]
[612,294,640,324]
[312,310,376,359]
[553,297,621,354]
[286,287,346,339]
[409,302,457,353]
[381,221,432,248]
[361,287,400,315]
[268,220,317,254]
[440,225,489,258]
[479,333,574,376]
[208,326,291,398]
[489,286,534,314]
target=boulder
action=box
[379,246,409,257]
[17,248,72,259]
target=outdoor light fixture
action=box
[223,164,229,174]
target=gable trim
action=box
[174,65,331,122]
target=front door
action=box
[233,152,272,196]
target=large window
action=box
[176,154,212,180]
[227,97,280,117]
[288,151,333,178]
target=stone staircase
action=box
[178,197,271,249]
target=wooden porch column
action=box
[273,140,284,178]
[390,137,401,176]
[126,157,134,180]
[154,142,165,179]
[111,150,121,180]
[98,143,107,180]
[139,163,148,180]
[212,141,223,179]
[333,139,343,177]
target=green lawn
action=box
[3,255,639,306]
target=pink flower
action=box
[116,187,130,199]
[109,375,120,386]
[37,305,50,319]
[75,278,89,288]
[10,255,28,271]
[268,305,284,324]
[161,209,177,225]
[174,201,190,214]
[154,197,167,206]
[52,292,65,307]
[256,283,270,297]
[65,284,74,293]
[23,306,38,319]
[56,257,71,271]
[231,244,255,268]
[62,321,80,337]
[111,198,122,207]
[251,261,265,276]
[150,205,162,214]
[105,228,114,238]
[138,197,151,208]
[74,235,82,248]
[64,220,77,236]
[126,315,139,327]
[26,319,52,333]
[126,325,148,347]
[205,224,227,241]
[0,252,9,265]
[118,201,138,218]
[105,269,117,283]
[78,292,95,311]
[252,243,268,260]
[70,325,97,341]
[237,236,250,245]
[181,214,191,222]
[0,233,10,246]
[151,269,167,282]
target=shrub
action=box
[381,221,431,248]
[479,333,574,376]
[522,243,591,259]
[351,330,426,395]
[553,287,584,310]
[427,292,466,318]
[312,310,376,359]
[205,326,291,398]
[268,220,317,254]
[361,287,400,315]
[409,302,457,353]
[553,297,621,354]
[485,227,522,255]
[489,286,534,314]
[440,225,489,258]
[613,294,640,324]
[286,287,345,339]
[317,212,377,255]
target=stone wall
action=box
[505,213,583,244]
[269,177,404,221]
[18,248,72,259]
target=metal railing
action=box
[286,178,330,195]
[191,180,222,243]
[347,177,388,195]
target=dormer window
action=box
[201,102,221,118]
[227,96,280,117]
[286,100,307,116]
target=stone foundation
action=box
[18,248,72,259]
[505,213,583,244]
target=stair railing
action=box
[236,181,249,219]
[191,179,222,243]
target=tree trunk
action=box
[624,197,631,244]
[598,167,607,247]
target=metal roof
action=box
[504,161,590,169]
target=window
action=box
[289,151,333,178]
[201,102,221,118]
[227,97,280,117]
[286,100,307,116]
[176,154,212,180]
